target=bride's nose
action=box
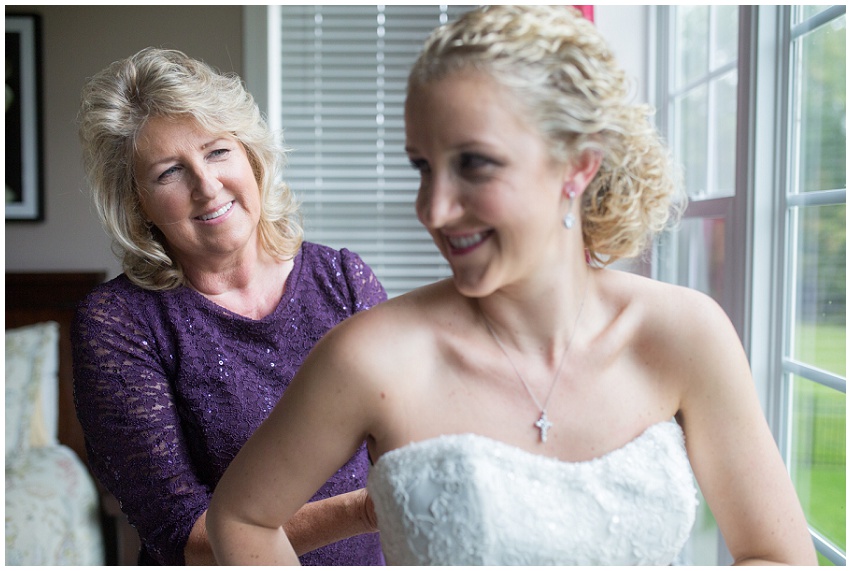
[416,174,464,230]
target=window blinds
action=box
[278,5,474,298]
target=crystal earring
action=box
[563,189,577,229]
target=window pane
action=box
[674,5,708,88]
[711,71,737,197]
[795,5,835,25]
[681,497,720,564]
[792,204,846,376]
[672,217,726,302]
[790,375,846,552]
[669,7,739,201]
[793,15,846,193]
[675,85,709,198]
[711,5,738,68]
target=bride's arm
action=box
[207,316,388,565]
[670,290,816,566]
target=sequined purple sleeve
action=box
[72,243,387,565]
[339,247,387,313]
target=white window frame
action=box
[654,6,751,349]
[654,7,752,564]
[775,5,846,565]
[656,5,846,565]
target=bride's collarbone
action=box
[388,369,673,462]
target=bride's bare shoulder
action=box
[602,269,721,316]
[602,269,747,393]
[314,279,460,368]
[599,269,736,355]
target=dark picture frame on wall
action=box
[6,13,44,222]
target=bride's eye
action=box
[458,153,490,171]
[409,158,431,175]
[457,153,500,181]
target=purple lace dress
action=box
[72,242,387,565]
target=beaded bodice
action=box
[72,243,386,565]
[368,420,698,565]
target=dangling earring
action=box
[563,188,577,230]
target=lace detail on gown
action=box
[368,420,698,565]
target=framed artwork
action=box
[6,14,44,222]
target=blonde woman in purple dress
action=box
[73,48,386,566]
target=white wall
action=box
[593,5,651,274]
[596,5,649,104]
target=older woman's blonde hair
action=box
[78,47,303,290]
[409,5,684,265]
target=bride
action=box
[207,5,815,565]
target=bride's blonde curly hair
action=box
[409,5,684,265]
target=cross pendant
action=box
[535,410,553,443]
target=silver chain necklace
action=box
[481,276,588,443]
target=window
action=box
[655,6,746,332]
[655,8,743,564]
[782,6,846,565]
[656,5,846,565]
[269,5,473,298]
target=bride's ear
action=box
[562,150,602,198]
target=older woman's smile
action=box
[197,201,234,222]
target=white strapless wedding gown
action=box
[367,420,698,565]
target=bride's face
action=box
[405,71,571,297]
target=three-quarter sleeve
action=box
[72,286,207,565]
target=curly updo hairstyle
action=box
[78,47,303,290]
[409,5,684,265]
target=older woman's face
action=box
[133,116,263,271]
